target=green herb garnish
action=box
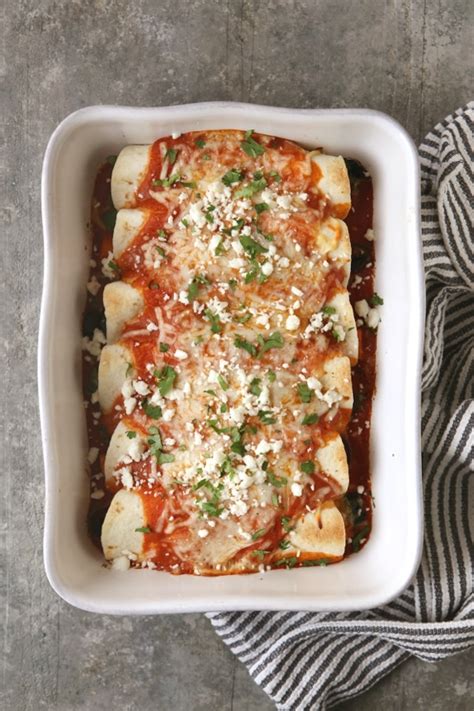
[300,460,315,474]
[302,413,319,425]
[222,169,243,186]
[234,335,257,357]
[239,234,268,258]
[258,410,277,425]
[217,374,229,391]
[370,293,384,306]
[159,342,169,352]
[156,365,177,396]
[142,400,162,419]
[126,431,137,439]
[267,471,287,488]
[241,129,265,158]
[297,382,313,403]
[166,147,178,165]
[135,526,151,533]
[251,528,266,541]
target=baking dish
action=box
[40,103,424,613]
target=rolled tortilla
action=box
[111,145,152,209]
[98,343,135,414]
[104,281,144,344]
[321,355,353,411]
[310,153,351,219]
[325,290,358,364]
[316,435,349,493]
[104,420,147,487]
[316,218,352,286]
[101,489,147,562]
[113,208,149,258]
[284,501,346,559]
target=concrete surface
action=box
[1,1,473,709]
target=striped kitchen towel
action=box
[207,103,474,710]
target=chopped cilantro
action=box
[251,528,266,541]
[258,410,277,425]
[297,382,313,403]
[241,129,265,158]
[156,365,177,396]
[234,335,257,357]
[255,202,269,214]
[302,412,319,425]
[217,374,229,391]
[159,342,169,352]
[234,176,267,199]
[147,426,162,458]
[228,278,238,290]
[239,234,268,258]
[166,147,178,165]
[267,370,276,383]
[158,452,175,464]
[108,259,120,275]
[281,516,293,532]
[142,400,162,419]
[322,305,336,315]
[275,556,298,569]
[195,138,206,148]
[249,377,262,396]
[267,471,287,488]
[258,331,284,355]
[279,539,291,550]
[222,169,243,186]
[370,293,384,306]
[300,460,315,474]
[152,173,180,188]
[269,170,281,182]
[126,431,137,439]
[135,526,151,533]
[253,549,269,559]
[200,501,223,517]
[204,308,222,333]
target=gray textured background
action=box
[1,1,473,709]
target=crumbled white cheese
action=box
[174,349,188,360]
[87,447,99,464]
[285,314,300,331]
[86,276,101,296]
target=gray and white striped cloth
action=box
[208,103,474,710]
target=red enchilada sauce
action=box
[83,150,377,569]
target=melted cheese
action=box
[100,129,357,574]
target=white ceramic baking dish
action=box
[40,103,424,614]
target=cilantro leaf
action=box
[239,234,268,258]
[267,471,287,488]
[258,410,277,425]
[300,460,315,474]
[222,169,243,186]
[142,400,162,419]
[156,365,177,396]
[166,147,178,165]
[258,331,284,355]
[302,412,319,425]
[370,293,384,306]
[234,335,257,357]
[297,382,313,403]
[241,130,265,158]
